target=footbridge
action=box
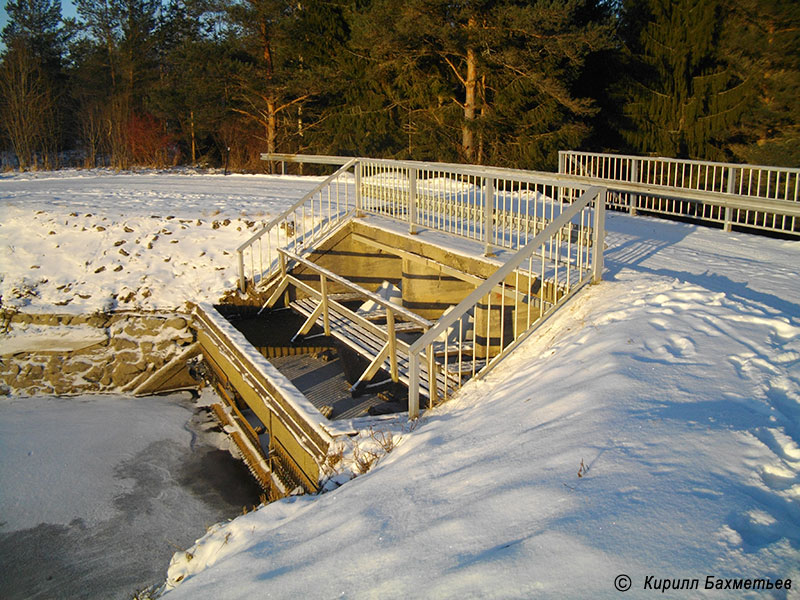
[195,152,799,498]
[194,155,607,497]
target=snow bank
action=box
[0,170,322,313]
[161,216,800,598]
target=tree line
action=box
[1,0,797,173]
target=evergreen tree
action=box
[2,0,66,71]
[722,0,800,166]
[223,0,293,169]
[349,0,614,168]
[620,0,749,159]
[150,0,227,165]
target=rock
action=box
[83,365,104,383]
[86,314,109,328]
[112,337,139,351]
[164,317,187,330]
[111,360,144,387]
[140,317,164,330]
[123,324,147,337]
[156,339,175,352]
[176,333,195,346]
[44,356,62,375]
[115,350,140,364]
[64,360,92,375]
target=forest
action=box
[1,0,797,173]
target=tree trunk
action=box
[267,98,276,169]
[463,44,478,163]
[190,109,196,165]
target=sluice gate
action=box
[196,156,607,496]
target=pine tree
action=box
[722,0,800,166]
[348,0,614,168]
[2,0,66,71]
[620,0,749,159]
[150,0,228,165]
[72,0,161,167]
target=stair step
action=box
[290,297,456,398]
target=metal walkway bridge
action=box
[195,151,797,497]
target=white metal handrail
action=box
[244,155,609,416]
[559,150,800,235]
[278,250,433,330]
[406,186,606,419]
[357,157,595,254]
[237,158,358,292]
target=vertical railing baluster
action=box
[484,177,494,256]
[408,167,418,234]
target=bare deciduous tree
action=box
[0,42,58,170]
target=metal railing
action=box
[358,157,594,254]
[406,186,606,418]
[260,153,353,175]
[242,155,607,417]
[237,158,358,292]
[264,250,439,396]
[243,155,599,293]
[559,151,800,235]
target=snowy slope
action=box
[159,215,800,598]
[1,171,798,598]
[0,169,322,313]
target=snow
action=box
[1,170,799,598]
[0,393,197,530]
[0,323,108,354]
[162,217,800,598]
[0,169,322,313]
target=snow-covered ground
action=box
[0,169,322,313]
[1,170,798,598]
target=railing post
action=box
[320,274,330,336]
[592,188,606,283]
[484,177,495,256]
[355,159,363,216]
[427,344,438,408]
[724,166,735,232]
[387,308,398,381]
[408,167,418,234]
[630,159,639,216]
[238,250,246,293]
[409,353,420,419]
